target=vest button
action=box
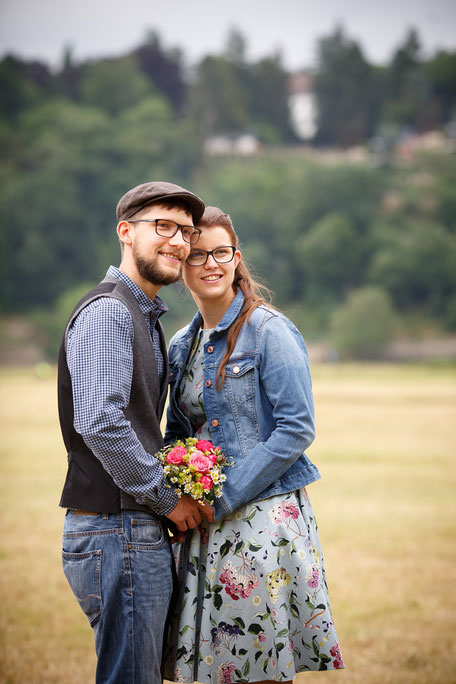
[211,419,219,427]
[207,346,214,353]
[205,380,211,387]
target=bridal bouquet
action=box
[155,438,231,504]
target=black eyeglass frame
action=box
[186,245,237,267]
[127,218,202,244]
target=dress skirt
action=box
[164,488,344,682]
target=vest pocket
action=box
[62,548,102,626]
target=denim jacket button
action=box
[207,346,214,353]
[205,380,211,387]
[211,419,219,427]
[233,365,240,374]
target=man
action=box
[58,181,213,683]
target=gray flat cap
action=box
[116,181,205,223]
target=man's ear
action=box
[117,220,133,247]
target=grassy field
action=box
[0,363,455,684]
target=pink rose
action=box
[166,446,187,465]
[195,439,214,452]
[189,450,213,472]
[200,475,214,491]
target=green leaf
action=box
[247,623,263,635]
[276,642,285,652]
[179,625,189,636]
[272,537,289,547]
[242,506,258,522]
[213,592,223,610]
[176,646,187,660]
[248,538,263,551]
[220,539,232,558]
[276,628,288,637]
[290,604,300,619]
[233,617,245,629]
[243,660,250,676]
[234,540,245,554]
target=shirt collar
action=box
[107,265,168,319]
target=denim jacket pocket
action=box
[223,356,256,403]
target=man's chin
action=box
[136,257,183,287]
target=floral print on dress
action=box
[165,329,344,682]
[164,490,344,682]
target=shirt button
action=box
[211,419,219,427]
[233,365,240,374]
[205,380,211,387]
[207,346,214,353]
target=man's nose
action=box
[168,228,187,247]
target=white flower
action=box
[298,549,306,560]
[252,594,262,606]
[204,655,214,665]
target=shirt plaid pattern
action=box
[67,266,178,514]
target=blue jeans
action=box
[62,509,174,683]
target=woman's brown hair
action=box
[196,206,273,390]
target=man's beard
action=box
[133,246,183,287]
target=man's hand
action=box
[166,495,214,532]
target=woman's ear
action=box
[234,249,242,268]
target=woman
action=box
[164,207,344,683]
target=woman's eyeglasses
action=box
[186,246,236,267]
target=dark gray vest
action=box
[58,276,168,513]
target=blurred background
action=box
[0,0,456,362]
[0,2,455,683]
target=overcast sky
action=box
[1,0,455,71]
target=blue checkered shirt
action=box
[66,266,179,514]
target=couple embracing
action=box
[58,181,343,683]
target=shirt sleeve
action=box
[67,297,179,515]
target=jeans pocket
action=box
[62,548,102,626]
[129,517,164,549]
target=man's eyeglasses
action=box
[127,219,202,245]
[186,246,236,267]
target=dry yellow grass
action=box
[0,363,455,684]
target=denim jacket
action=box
[165,290,320,520]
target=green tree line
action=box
[0,26,455,358]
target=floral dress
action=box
[165,328,344,683]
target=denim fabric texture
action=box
[165,290,321,520]
[62,509,173,684]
